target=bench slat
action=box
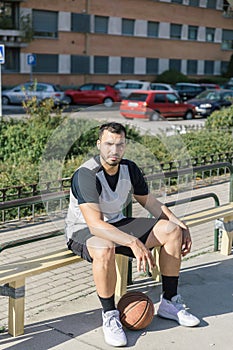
[0,249,82,285]
[183,203,233,227]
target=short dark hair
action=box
[98,122,126,139]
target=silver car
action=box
[2,82,68,106]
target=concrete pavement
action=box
[0,181,233,349]
[0,251,232,350]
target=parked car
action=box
[200,83,220,90]
[120,90,196,121]
[223,83,233,91]
[150,83,178,94]
[65,83,121,107]
[187,89,233,117]
[2,82,68,106]
[113,80,151,99]
[175,83,205,101]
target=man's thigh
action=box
[69,217,158,261]
[114,217,158,258]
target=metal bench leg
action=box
[115,255,128,300]
[8,278,25,337]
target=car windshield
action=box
[127,93,148,101]
[195,90,220,100]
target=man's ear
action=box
[97,140,100,149]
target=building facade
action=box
[1,0,233,87]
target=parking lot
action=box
[2,103,205,136]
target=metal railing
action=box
[1,162,233,224]
[1,152,233,202]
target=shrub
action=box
[154,69,189,84]
[205,105,233,130]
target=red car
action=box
[65,83,121,107]
[120,90,196,121]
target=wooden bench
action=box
[117,202,233,309]
[1,200,233,337]
[183,202,233,256]
[0,245,128,337]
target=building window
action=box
[223,0,233,17]
[122,18,134,36]
[32,54,58,73]
[188,26,198,40]
[146,58,158,74]
[169,59,181,72]
[94,16,108,34]
[221,61,228,74]
[0,1,19,29]
[207,0,217,8]
[71,55,90,74]
[71,13,90,33]
[33,10,58,38]
[94,56,108,73]
[171,0,183,3]
[2,47,19,72]
[204,60,214,74]
[189,0,199,6]
[222,29,233,50]
[121,57,134,74]
[147,21,159,38]
[206,27,215,42]
[187,60,197,74]
[170,24,182,39]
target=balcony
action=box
[0,29,28,47]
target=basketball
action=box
[117,291,154,330]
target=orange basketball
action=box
[117,291,154,330]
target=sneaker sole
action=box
[104,336,127,347]
[157,311,200,327]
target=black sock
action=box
[162,275,179,301]
[98,294,116,313]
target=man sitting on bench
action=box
[65,122,200,347]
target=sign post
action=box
[0,44,5,118]
[27,54,36,82]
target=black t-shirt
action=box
[71,156,148,205]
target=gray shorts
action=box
[67,217,158,263]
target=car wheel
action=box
[62,95,73,105]
[103,97,114,108]
[150,111,160,121]
[184,111,193,120]
[2,96,10,105]
[64,95,73,105]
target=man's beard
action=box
[101,153,121,167]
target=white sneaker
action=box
[157,294,200,327]
[102,309,127,347]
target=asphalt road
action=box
[2,103,205,135]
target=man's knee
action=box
[87,237,115,261]
[156,219,183,243]
[167,222,183,244]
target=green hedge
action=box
[1,98,233,189]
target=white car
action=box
[113,80,151,98]
[2,82,69,106]
[150,83,178,94]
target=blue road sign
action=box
[0,45,5,64]
[27,54,36,66]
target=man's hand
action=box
[181,226,192,256]
[130,238,156,273]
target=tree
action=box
[153,69,189,84]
